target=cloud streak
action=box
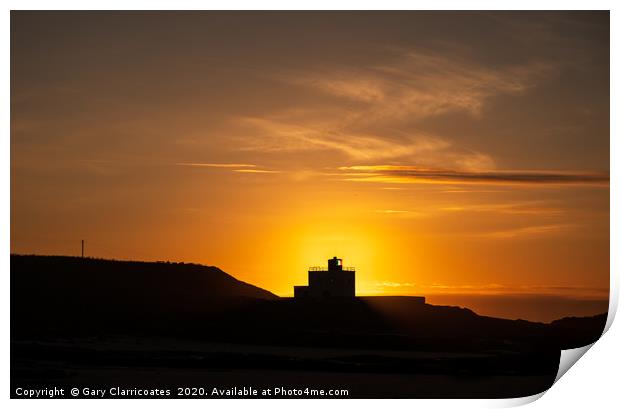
[176,163,257,168]
[480,223,576,239]
[370,281,608,297]
[235,117,498,172]
[232,169,280,174]
[175,162,279,174]
[440,202,564,216]
[374,209,428,218]
[236,117,453,161]
[339,165,609,186]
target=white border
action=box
[3,2,617,408]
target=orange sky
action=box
[11,12,609,310]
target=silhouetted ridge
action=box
[12,254,276,298]
[11,254,276,334]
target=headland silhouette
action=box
[11,254,607,398]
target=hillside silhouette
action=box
[12,254,276,334]
[11,254,607,398]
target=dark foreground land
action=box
[11,255,607,398]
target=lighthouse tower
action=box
[293,256,355,298]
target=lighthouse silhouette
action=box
[293,256,355,298]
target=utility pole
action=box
[81,240,84,258]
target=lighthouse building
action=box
[294,257,355,298]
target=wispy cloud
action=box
[440,202,564,216]
[236,117,453,161]
[369,281,608,297]
[175,163,257,168]
[480,223,576,239]
[375,281,417,288]
[288,49,550,120]
[175,162,280,174]
[339,165,609,186]
[232,169,280,174]
[235,117,498,172]
[233,48,551,169]
[373,201,564,220]
[374,209,427,218]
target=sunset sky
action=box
[11,12,609,318]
